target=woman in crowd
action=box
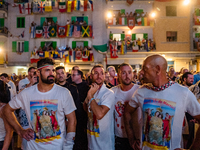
[0,80,13,150]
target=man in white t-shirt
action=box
[83,64,115,150]
[124,54,200,150]
[0,73,16,99]
[112,63,140,150]
[3,58,77,150]
[18,67,36,91]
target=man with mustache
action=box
[83,64,115,150]
[3,58,77,150]
[112,63,140,150]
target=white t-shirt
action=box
[112,84,140,138]
[18,77,30,91]
[129,83,200,150]
[87,84,115,150]
[9,84,76,150]
[8,80,16,97]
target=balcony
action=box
[0,27,8,37]
[0,3,8,18]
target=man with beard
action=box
[124,55,200,150]
[56,66,85,150]
[107,66,118,86]
[182,72,194,88]
[71,69,89,150]
[112,63,140,150]
[83,64,115,150]
[3,58,77,150]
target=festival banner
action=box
[38,1,45,13]
[35,26,43,38]
[73,25,81,37]
[43,26,50,38]
[82,26,90,37]
[76,50,82,60]
[19,3,24,14]
[45,0,52,12]
[33,0,39,13]
[67,1,72,12]
[49,26,57,37]
[57,25,66,38]
[25,2,31,14]
[84,0,88,11]
[137,17,142,25]
[127,17,135,30]
[127,0,134,5]
[142,98,176,150]
[31,26,36,38]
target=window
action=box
[40,17,57,26]
[0,18,4,28]
[12,41,29,52]
[166,31,177,42]
[166,6,177,16]
[71,16,88,25]
[41,41,57,50]
[72,41,88,49]
[17,17,25,28]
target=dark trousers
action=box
[115,136,133,150]
[0,141,12,150]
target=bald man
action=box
[124,54,200,150]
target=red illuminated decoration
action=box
[127,0,134,5]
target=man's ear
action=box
[155,65,161,75]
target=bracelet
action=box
[88,98,95,105]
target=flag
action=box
[89,0,93,11]
[73,25,81,37]
[57,25,66,38]
[45,0,52,12]
[76,0,80,10]
[67,1,72,12]
[119,17,126,25]
[12,3,18,7]
[31,26,36,38]
[110,44,118,58]
[33,0,39,13]
[19,3,24,14]
[21,31,24,38]
[80,0,84,11]
[93,44,107,53]
[137,17,142,25]
[25,2,31,14]
[52,0,58,9]
[82,55,88,61]
[89,50,93,61]
[43,26,50,38]
[39,52,44,57]
[35,26,43,38]
[89,25,92,37]
[49,26,57,37]
[59,2,66,12]
[82,26,90,37]
[74,0,76,10]
[66,25,70,37]
[143,17,147,26]
[69,25,73,37]
[38,1,45,13]
[84,0,87,11]
[71,0,74,11]
[76,50,82,60]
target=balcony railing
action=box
[0,27,8,37]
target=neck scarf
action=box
[143,80,175,91]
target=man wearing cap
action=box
[3,58,77,150]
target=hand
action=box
[19,128,34,141]
[87,83,99,100]
[129,138,141,150]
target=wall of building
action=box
[154,1,191,52]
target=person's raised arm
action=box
[124,104,141,150]
[2,104,34,141]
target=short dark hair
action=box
[0,80,10,103]
[0,73,8,78]
[117,63,132,72]
[75,69,83,78]
[72,66,79,70]
[37,58,55,69]
[91,64,104,74]
[56,66,65,71]
[182,72,193,82]
[28,67,36,72]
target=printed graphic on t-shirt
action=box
[87,99,100,137]
[115,100,128,129]
[142,98,176,150]
[30,100,61,143]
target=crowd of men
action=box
[0,55,200,150]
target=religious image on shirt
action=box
[30,100,61,143]
[115,100,128,129]
[142,98,176,150]
[87,99,100,137]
